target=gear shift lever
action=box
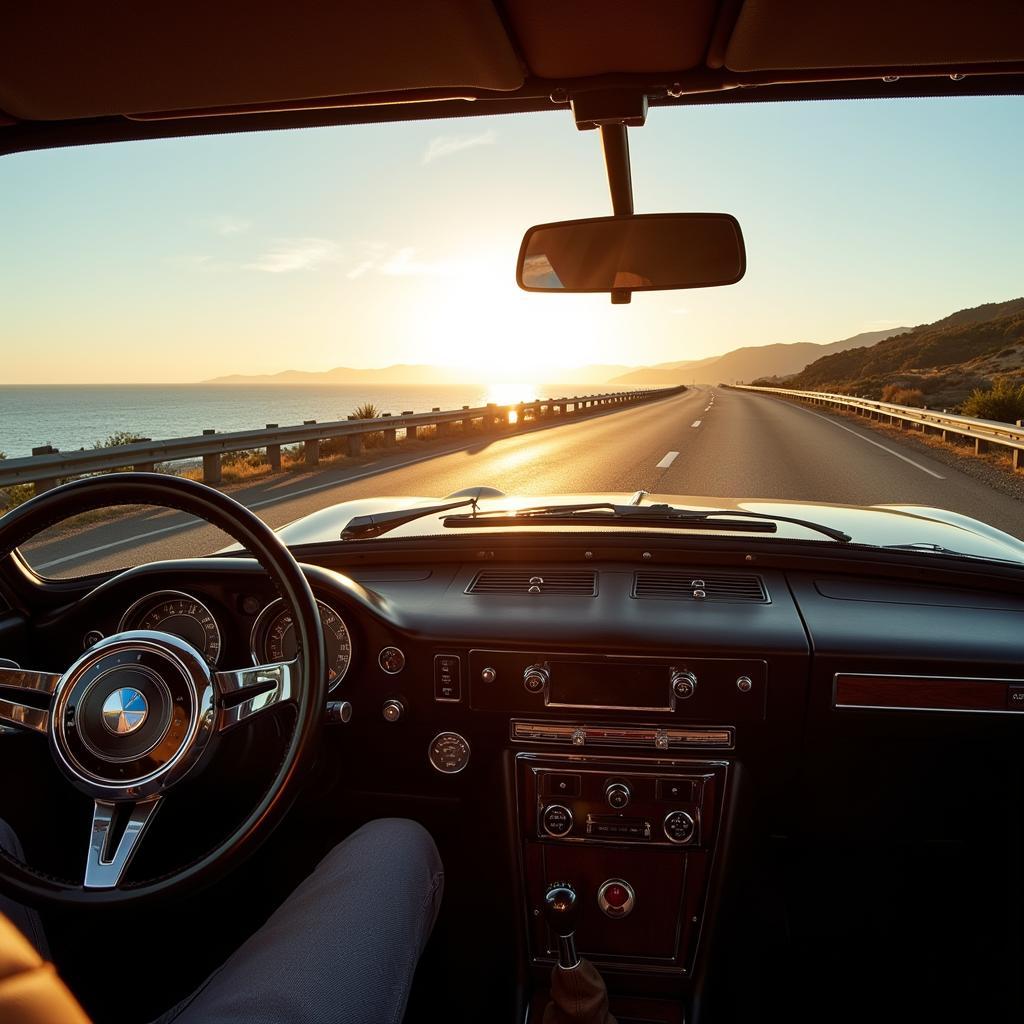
[543,882,581,969]
[541,883,616,1024]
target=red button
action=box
[604,883,628,908]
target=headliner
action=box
[2,1,1023,155]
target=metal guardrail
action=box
[725,383,1024,470]
[0,387,685,495]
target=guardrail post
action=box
[200,431,222,485]
[303,421,320,467]
[1015,421,1023,471]
[382,424,397,447]
[265,425,282,470]
[30,445,58,494]
[135,462,156,473]
[436,420,452,438]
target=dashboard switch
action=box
[433,654,462,702]
[1008,684,1024,710]
[382,699,404,723]
[597,879,636,919]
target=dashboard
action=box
[12,548,1024,1009]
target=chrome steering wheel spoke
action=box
[0,664,59,734]
[85,796,162,889]
[215,660,296,732]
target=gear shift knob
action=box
[543,883,580,968]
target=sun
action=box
[410,248,605,382]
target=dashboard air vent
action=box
[632,571,767,603]
[466,570,597,596]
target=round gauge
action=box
[119,591,222,666]
[428,731,471,775]
[250,598,352,691]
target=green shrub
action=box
[93,431,148,448]
[961,377,1024,423]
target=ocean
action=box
[0,383,597,458]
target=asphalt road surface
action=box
[21,387,1024,576]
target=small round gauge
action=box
[250,598,352,691]
[428,731,471,775]
[119,590,222,666]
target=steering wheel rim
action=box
[0,472,326,907]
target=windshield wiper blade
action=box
[443,502,852,542]
[341,497,479,539]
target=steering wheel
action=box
[0,473,326,906]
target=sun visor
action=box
[0,1,524,120]
[725,0,1024,71]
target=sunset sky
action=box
[2,96,1022,384]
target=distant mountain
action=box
[607,328,908,387]
[206,363,637,386]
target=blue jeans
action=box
[0,818,444,1024]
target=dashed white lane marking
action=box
[791,405,945,479]
[704,406,711,412]
[656,451,680,469]
[691,420,702,428]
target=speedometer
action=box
[250,598,353,691]
[119,590,222,666]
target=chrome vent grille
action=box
[466,570,598,596]
[632,571,767,603]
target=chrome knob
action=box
[382,699,404,723]
[481,666,497,684]
[326,700,353,723]
[523,663,549,694]
[663,809,696,844]
[670,669,697,700]
[605,781,631,810]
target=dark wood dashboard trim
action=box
[833,673,1024,715]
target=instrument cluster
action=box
[117,588,354,688]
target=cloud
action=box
[245,238,340,273]
[346,245,459,279]
[421,130,496,165]
[210,214,251,236]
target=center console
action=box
[517,753,728,975]
[489,651,746,983]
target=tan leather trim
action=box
[0,915,91,1024]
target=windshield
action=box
[2,97,1023,575]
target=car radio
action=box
[470,649,766,720]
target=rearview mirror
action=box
[517,213,745,295]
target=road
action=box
[21,387,1024,576]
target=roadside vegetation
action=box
[1,400,483,514]
[961,377,1024,423]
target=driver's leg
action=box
[0,819,50,959]
[156,817,443,1024]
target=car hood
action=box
[270,492,1024,565]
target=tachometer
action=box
[250,598,352,691]
[119,590,222,666]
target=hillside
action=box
[608,328,906,387]
[779,298,1024,406]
